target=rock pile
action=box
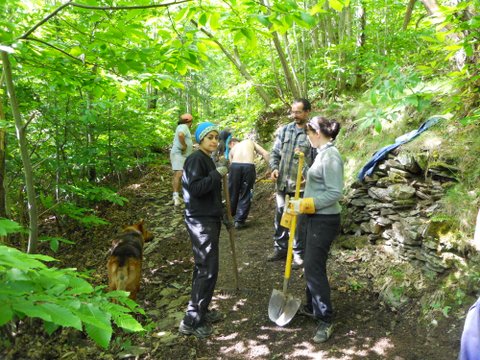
[343,149,460,273]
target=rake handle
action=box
[222,175,240,290]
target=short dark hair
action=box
[292,98,312,112]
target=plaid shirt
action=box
[269,122,313,193]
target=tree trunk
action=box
[403,0,417,30]
[352,1,366,89]
[420,0,465,69]
[1,50,39,253]
[0,73,7,219]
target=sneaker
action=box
[205,310,225,323]
[313,320,333,343]
[267,249,287,262]
[173,194,182,206]
[291,256,304,270]
[234,221,247,229]
[178,320,213,338]
[297,304,315,319]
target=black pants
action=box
[183,216,221,327]
[228,163,256,224]
[304,213,340,323]
[273,189,306,257]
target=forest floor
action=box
[3,163,464,360]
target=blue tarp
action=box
[357,116,444,181]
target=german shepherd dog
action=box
[107,220,154,300]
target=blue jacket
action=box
[357,116,443,181]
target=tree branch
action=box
[18,0,192,40]
[26,37,90,64]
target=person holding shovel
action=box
[288,116,343,343]
[178,122,227,338]
[268,98,314,269]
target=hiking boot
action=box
[298,304,315,319]
[178,320,213,338]
[267,249,287,262]
[205,310,225,323]
[313,320,333,343]
[291,255,304,270]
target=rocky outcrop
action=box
[343,148,461,273]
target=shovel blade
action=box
[268,289,301,327]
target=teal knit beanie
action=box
[195,122,219,143]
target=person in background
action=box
[227,137,270,229]
[170,113,194,206]
[290,116,343,343]
[268,98,314,269]
[178,122,228,338]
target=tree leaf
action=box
[38,303,82,330]
[113,313,144,332]
[84,322,112,349]
[0,304,14,326]
[329,0,344,12]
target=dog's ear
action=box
[135,220,145,233]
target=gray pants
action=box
[272,190,306,257]
[183,217,221,327]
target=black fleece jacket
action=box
[182,150,223,218]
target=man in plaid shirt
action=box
[268,98,314,269]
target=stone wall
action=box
[342,148,461,273]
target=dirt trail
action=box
[3,165,463,360]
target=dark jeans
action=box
[304,213,341,323]
[273,190,306,257]
[229,163,256,224]
[183,217,221,327]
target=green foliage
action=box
[39,236,75,253]
[40,194,109,228]
[355,65,434,132]
[0,244,144,349]
[62,184,128,206]
[0,218,26,236]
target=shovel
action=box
[268,151,304,326]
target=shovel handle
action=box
[283,152,304,289]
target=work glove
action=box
[216,166,228,177]
[288,198,316,215]
[216,156,229,168]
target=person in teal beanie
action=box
[178,122,228,338]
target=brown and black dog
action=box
[107,220,154,300]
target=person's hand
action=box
[287,198,316,215]
[216,166,228,177]
[271,169,279,180]
[288,199,301,215]
[222,212,234,230]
